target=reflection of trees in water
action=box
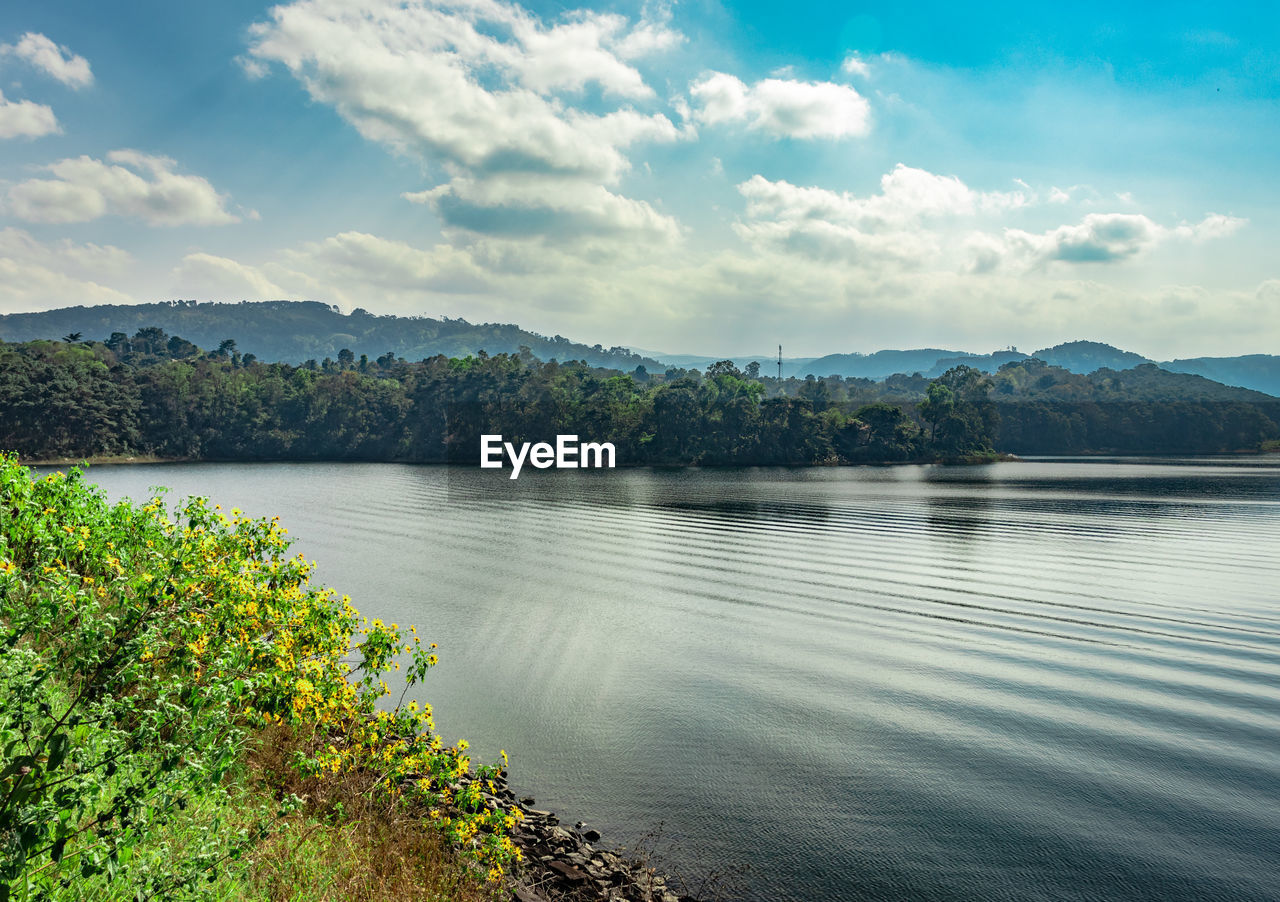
[925,470,995,542]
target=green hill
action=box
[0,300,662,372]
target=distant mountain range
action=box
[796,341,1280,397]
[2,303,1277,398]
[0,301,665,372]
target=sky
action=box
[0,0,1277,359]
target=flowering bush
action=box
[0,454,518,899]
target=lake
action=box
[57,458,1280,902]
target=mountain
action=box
[1159,355,1280,397]
[1030,340,1151,373]
[995,360,1279,403]
[925,350,1029,376]
[802,341,1160,381]
[0,301,663,371]
[802,349,970,379]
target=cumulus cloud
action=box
[246,0,684,245]
[246,1,678,173]
[405,173,679,242]
[1,32,93,88]
[1000,212,1247,267]
[0,227,133,310]
[840,54,870,77]
[689,72,870,139]
[0,90,59,139]
[5,150,244,226]
[733,165,1029,263]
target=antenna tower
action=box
[777,345,783,381]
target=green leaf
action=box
[47,732,69,771]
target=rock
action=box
[513,887,547,902]
[584,828,601,842]
[548,860,590,885]
[519,797,536,806]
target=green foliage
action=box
[918,365,999,457]
[0,456,519,899]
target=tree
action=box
[918,365,999,456]
[62,332,82,343]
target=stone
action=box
[548,860,590,885]
[584,828,601,842]
[513,887,547,902]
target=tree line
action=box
[1,329,1276,464]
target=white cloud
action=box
[1176,213,1246,241]
[732,167,1246,279]
[1,32,93,88]
[6,150,244,226]
[690,71,871,139]
[0,90,59,139]
[236,55,269,80]
[171,253,286,300]
[405,173,679,242]
[284,231,493,295]
[0,228,133,310]
[247,0,684,245]
[733,165,1030,263]
[247,0,679,176]
[1001,212,1247,266]
[840,54,870,77]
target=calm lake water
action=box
[59,458,1280,902]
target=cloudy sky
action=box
[0,1,1276,358]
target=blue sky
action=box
[1,0,1277,357]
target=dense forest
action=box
[1,329,1277,465]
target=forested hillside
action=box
[0,300,661,372]
[1,330,1276,465]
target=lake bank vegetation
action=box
[2,331,1278,466]
[0,456,521,900]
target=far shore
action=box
[25,448,1280,471]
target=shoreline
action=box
[24,449,1280,472]
[463,769,699,902]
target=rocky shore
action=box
[475,771,696,902]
